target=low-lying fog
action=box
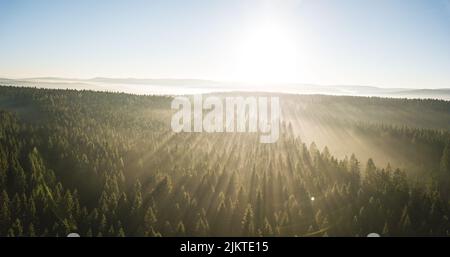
[1,77,450,100]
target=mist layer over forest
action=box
[2,77,450,100]
[0,85,449,236]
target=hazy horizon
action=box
[2,76,450,89]
[1,0,450,89]
[2,76,450,101]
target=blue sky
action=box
[0,0,449,88]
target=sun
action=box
[232,19,299,84]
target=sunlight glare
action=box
[233,19,299,84]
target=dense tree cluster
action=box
[0,86,449,236]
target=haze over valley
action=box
[2,77,450,100]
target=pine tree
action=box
[62,191,74,219]
[131,180,143,215]
[438,142,450,198]
[365,158,377,175]
[176,221,186,236]
[195,216,209,236]
[28,223,36,237]
[262,217,273,236]
[241,205,255,236]
[0,147,7,189]
[11,218,23,237]
[117,226,125,237]
[440,143,450,174]
[0,190,11,234]
[108,225,115,236]
[144,206,157,233]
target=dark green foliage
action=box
[0,86,449,236]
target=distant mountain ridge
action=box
[1,77,449,100]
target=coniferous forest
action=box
[0,85,450,237]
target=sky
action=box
[0,0,450,88]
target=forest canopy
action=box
[0,85,449,236]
